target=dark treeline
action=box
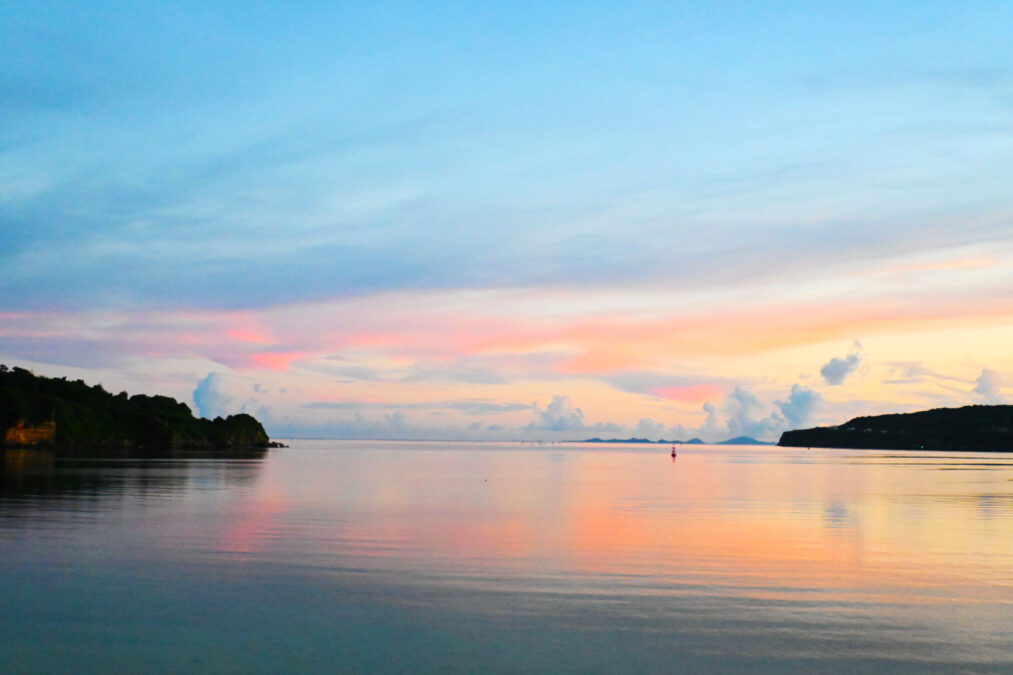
[778,404,1013,451]
[1,366,271,449]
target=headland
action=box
[778,404,1013,451]
[1,366,278,450]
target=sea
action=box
[2,440,1012,673]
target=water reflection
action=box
[1,447,267,510]
[1,441,1012,671]
[259,443,1013,669]
[822,501,850,527]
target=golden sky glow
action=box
[3,257,1011,440]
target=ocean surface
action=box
[2,440,1012,673]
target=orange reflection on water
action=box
[560,451,1013,595]
[249,444,1013,610]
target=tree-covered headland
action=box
[778,405,1013,451]
[1,366,272,449]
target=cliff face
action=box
[4,421,56,446]
[778,405,1013,451]
[1,366,272,450]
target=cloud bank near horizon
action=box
[2,282,1011,441]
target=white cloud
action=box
[701,401,722,436]
[267,410,417,440]
[193,373,233,418]
[699,383,822,441]
[193,372,271,421]
[528,395,586,431]
[634,418,668,439]
[724,386,780,439]
[774,384,822,429]
[973,368,1005,403]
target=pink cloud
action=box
[250,351,312,371]
[8,282,1013,389]
[653,385,723,402]
[869,255,994,277]
[227,329,270,344]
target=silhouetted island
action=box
[581,436,771,445]
[714,436,772,446]
[581,437,705,444]
[1,365,280,450]
[778,405,1013,451]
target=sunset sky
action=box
[3,2,1012,440]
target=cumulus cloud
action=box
[529,395,585,431]
[774,384,822,429]
[193,373,233,418]
[973,368,1005,403]
[821,354,860,385]
[666,424,693,441]
[723,386,780,439]
[820,341,864,385]
[193,372,274,421]
[701,401,722,436]
[270,410,420,440]
[519,395,628,436]
[634,418,668,439]
[385,410,408,431]
[195,381,816,443]
[699,383,821,441]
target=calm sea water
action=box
[2,441,1012,673]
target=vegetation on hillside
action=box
[1,365,270,449]
[778,405,1013,451]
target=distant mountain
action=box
[715,436,772,445]
[1,365,276,450]
[778,405,1013,451]
[581,437,658,444]
[580,437,708,445]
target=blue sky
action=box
[2,2,1013,439]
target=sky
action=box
[2,1,1013,441]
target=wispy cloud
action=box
[301,398,532,416]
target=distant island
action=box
[582,437,703,444]
[714,436,772,446]
[778,404,1013,451]
[581,436,772,446]
[1,366,278,450]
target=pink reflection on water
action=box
[243,443,1013,611]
